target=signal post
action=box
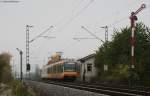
[129,4,146,87]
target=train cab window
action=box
[64,63,75,72]
[87,63,92,72]
[75,63,80,72]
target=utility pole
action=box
[16,48,23,82]
[130,4,146,69]
[101,26,108,43]
[101,26,109,71]
[26,25,54,78]
[26,25,33,78]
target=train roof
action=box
[43,59,76,68]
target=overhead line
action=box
[56,0,95,33]
[108,3,150,28]
[108,16,129,28]
[30,26,54,43]
[100,1,145,28]
[71,0,85,14]
[54,0,92,28]
[81,26,105,43]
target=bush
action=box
[0,52,12,83]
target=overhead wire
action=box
[73,1,146,43]
[71,0,85,14]
[80,26,105,43]
[73,23,106,43]
[43,0,94,55]
[108,2,150,28]
[98,0,144,28]
[36,0,93,49]
[53,0,88,28]
[66,1,150,54]
[29,26,55,60]
[49,0,95,55]
[31,0,85,51]
[30,26,54,43]
[34,1,149,60]
[108,16,129,28]
[55,0,95,33]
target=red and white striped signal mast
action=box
[130,4,146,69]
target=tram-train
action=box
[41,53,80,80]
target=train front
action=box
[63,60,80,80]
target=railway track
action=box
[39,80,150,96]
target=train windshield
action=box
[64,63,75,72]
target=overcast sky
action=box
[0,0,150,74]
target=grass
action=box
[11,80,38,96]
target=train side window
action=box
[47,68,49,73]
[58,64,60,73]
[50,67,51,73]
[87,63,92,72]
[55,65,57,73]
[50,67,52,73]
[61,64,64,72]
[60,64,62,72]
[55,65,56,73]
[56,65,58,73]
[58,65,60,73]
[47,69,48,73]
[52,65,53,73]
[51,66,52,73]
[49,67,51,73]
[59,64,61,73]
[53,65,54,73]
[57,65,59,73]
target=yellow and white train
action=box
[41,59,80,80]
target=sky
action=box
[0,0,150,74]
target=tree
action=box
[0,52,12,83]
[95,22,150,84]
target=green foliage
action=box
[95,22,150,84]
[0,52,12,83]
